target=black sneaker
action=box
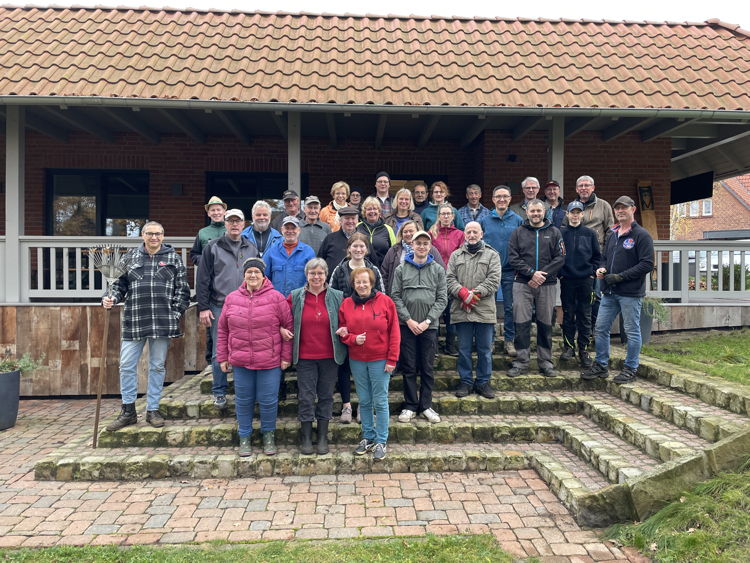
[581,362,609,380]
[354,439,375,456]
[507,366,525,378]
[373,443,387,461]
[613,367,637,384]
[455,382,473,398]
[475,382,495,399]
[540,367,558,378]
[559,347,575,361]
[579,351,593,369]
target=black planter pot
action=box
[0,369,21,430]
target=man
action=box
[189,195,226,265]
[271,190,305,231]
[298,196,332,253]
[447,222,501,399]
[480,186,524,357]
[317,206,360,275]
[458,184,491,225]
[373,171,393,216]
[559,201,602,368]
[582,196,654,384]
[564,175,614,249]
[412,182,429,216]
[510,176,550,218]
[507,200,565,378]
[391,230,447,424]
[542,180,565,228]
[264,216,315,297]
[241,200,282,258]
[103,221,190,430]
[197,209,259,407]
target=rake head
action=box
[89,244,129,294]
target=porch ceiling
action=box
[2,101,750,182]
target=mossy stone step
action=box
[97,419,562,448]
[161,384,602,419]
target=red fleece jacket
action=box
[338,292,401,365]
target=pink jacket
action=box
[431,225,464,268]
[216,278,293,370]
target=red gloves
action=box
[458,287,481,311]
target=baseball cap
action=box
[566,201,584,212]
[224,208,245,221]
[545,180,560,188]
[614,195,636,207]
[281,216,301,227]
[338,206,359,216]
[304,195,321,206]
[282,190,299,201]
[412,230,431,241]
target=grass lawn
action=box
[0,534,513,563]
[643,328,750,385]
[607,459,750,563]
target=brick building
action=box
[672,175,750,240]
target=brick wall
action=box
[1,128,672,239]
[672,180,750,240]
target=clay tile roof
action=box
[1,6,750,109]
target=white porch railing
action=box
[0,236,5,302]
[16,236,196,301]
[650,240,750,303]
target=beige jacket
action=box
[446,243,501,324]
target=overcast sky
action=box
[27,0,750,28]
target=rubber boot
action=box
[444,333,458,356]
[299,421,314,455]
[106,403,137,432]
[316,419,330,455]
[262,431,277,456]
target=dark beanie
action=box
[375,171,390,181]
[242,257,266,275]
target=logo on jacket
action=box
[623,238,635,249]
[159,261,167,266]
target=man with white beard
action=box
[242,200,282,258]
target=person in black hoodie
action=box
[559,201,602,369]
[582,195,654,384]
[507,200,565,378]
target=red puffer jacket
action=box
[216,278,293,369]
[338,291,400,365]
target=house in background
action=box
[672,175,750,240]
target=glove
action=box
[604,273,624,286]
[457,287,473,305]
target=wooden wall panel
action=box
[1,304,205,397]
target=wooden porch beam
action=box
[270,112,288,140]
[216,110,252,145]
[0,109,69,143]
[417,115,441,147]
[100,107,160,144]
[461,116,490,147]
[325,114,337,147]
[640,118,698,142]
[601,117,649,142]
[158,109,206,144]
[564,116,596,139]
[374,115,387,149]
[512,116,543,141]
[40,107,115,143]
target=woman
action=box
[420,181,464,231]
[384,188,424,234]
[430,204,464,356]
[337,267,400,461]
[319,180,350,232]
[381,220,444,294]
[356,197,396,268]
[329,233,385,423]
[286,259,346,455]
[349,186,365,212]
[217,257,292,457]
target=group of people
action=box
[103,172,654,462]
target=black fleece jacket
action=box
[602,221,654,297]
[560,224,602,279]
[508,219,566,285]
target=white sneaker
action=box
[421,408,441,423]
[398,409,416,423]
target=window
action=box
[689,201,699,217]
[678,203,687,217]
[702,199,713,216]
[206,172,308,222]
[47,170,149,236]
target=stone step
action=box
[161,383,604,420]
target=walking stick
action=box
[90,245,127,448]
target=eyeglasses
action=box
[144,232,163,237]
[438,212,453,216]
[493,195,511,200]
[577,183,593,188]
[376,180,390,184]
[225,218,244,224]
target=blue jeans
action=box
[232,366,281,438]
[350,359,390,445]
[594,294,643,371]
[119,337,170,411]
[209,303,227,396]
[500,271,515,342]
[455,322,494,386]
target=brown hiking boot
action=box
[106,403,137,431]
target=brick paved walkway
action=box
[0,398,648,561]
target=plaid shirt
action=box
[110,244,191,340]
[457,204,491,226]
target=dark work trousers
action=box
[512,283,556,371]
[399,326,438,413]
[560,276,594,352]
[440,298,457,341]
[336,356,352,404]
[296,358,339,422]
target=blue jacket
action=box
[602,222,654,298]
[480,209,524,271]
[420,203,465,231]
[241,225,282,257]
[264,241,316,297]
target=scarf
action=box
[352,289,377,306]
[466,240,484,254]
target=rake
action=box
[89,244,128,448]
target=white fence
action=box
[16,236,195,301]
[0,236,5,302]
[650,240,750,302]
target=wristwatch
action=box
[425,319,432,326]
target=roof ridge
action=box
[0,5,738,28]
